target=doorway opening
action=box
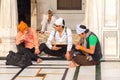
[17,0,31,26]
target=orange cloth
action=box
[15,28,40,49]
[18,21,28,32]
[79,46,84,51]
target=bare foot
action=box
[37,58,42,63]
[69,61,79,68]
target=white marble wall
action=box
[0,0,18,57]
[31,0,37,29]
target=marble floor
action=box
[0,59,120,80]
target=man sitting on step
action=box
[39,17,73,60]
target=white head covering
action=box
[48,8,53,12]
[54,17,64,26]
[76,24,86,34]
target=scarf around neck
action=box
[80,31,91,48]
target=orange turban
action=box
[18,21,28,32]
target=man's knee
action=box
[39,43,47,50]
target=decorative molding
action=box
[102,30,119,60]
[104,0,118,28]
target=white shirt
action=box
[46,28,73,51]
[41,14,56,33]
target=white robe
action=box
[41,14,56,33]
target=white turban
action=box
[76,24,86,34]
[54,17,64,26]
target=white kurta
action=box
[46,28,73,51]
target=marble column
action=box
[84,0,103,36]
[0,0,18,57]
[31,0,37,30]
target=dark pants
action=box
[17,42,39,61]
[71,49,100,66]
[39,43,67,58]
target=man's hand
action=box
[75,44,84,51]
[65,51,71,60]
[34,48,40,54]
[20,31,28,41]
[52,45,61,50]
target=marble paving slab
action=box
[0,60,76,80]
[77,66,95,80]
[101,62,120,80]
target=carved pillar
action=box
[0,0,18,57]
